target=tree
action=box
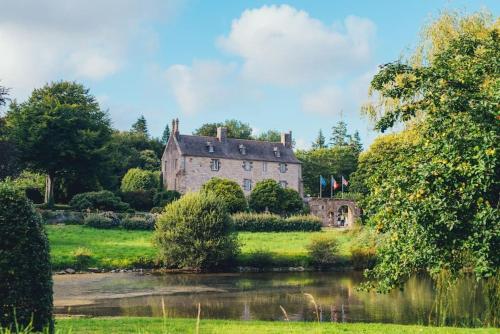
[5,82,112,206]
[330,121,349,147]
[120,168,160,192]
[255,129,281,142]
[201,177,247,213]
[281,188,304,215]
[0,182,53,332]
[362,12,500,292]
[249,179,285,214]
[194,119,253,139]
[0,83,8,106]
[349,131,363,153]
[312,129,327,149]
[155,192,239,270]
[138,149,160,171]
[161,124,171,144]
[131,115,148,137]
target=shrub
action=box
[248,179,284,213]
[121,168,160,192]
[201,177,247,213]
[69,190,129,212]
[122,215,155,230]
[83,212,121,229]
[153,190,181,208]
[155,192,239,270]
[232,213,322,232]
[150,206,164,214]
[0,182,53,331]
[73,247,93,270]
[281,188,304,214]
[243,249,275,269]
[350,246,377,269]
[121,190,155,211]
[307,237,339,269]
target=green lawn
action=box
[46,225,353,269]
[54,317,500,334]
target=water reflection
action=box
[53,271,491,326]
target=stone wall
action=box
[307,198,361,227]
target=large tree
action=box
[362,12,499,292]
[312,129,327,149]
[0,83,8,106]
[131,115,149,137]
[161,123,170,144]
[194,119,253,139]
[5,82,112,205]
[330,120,349,147]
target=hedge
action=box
[231,213,322,232]
[69,190,129,212]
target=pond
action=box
[53,271,492,326]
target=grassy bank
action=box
[54,317,499,334]
[46,225,354,269]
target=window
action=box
[173,159,178,170]
[243,179,252,191]
[206,141,214,153]
[262,161,267,172]
[242,160,253,171]
[210,159,220,171]
[239,144,246,155]
[273,147,280,157]
[279,180,288,188]
[279,162,287,173]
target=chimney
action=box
[173,118,180,139]
[281,131,292,148]
[217,127,227,142]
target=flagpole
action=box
[319,176,322,198]
[330,175,333,198]
[341,176,344,199]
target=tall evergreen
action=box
[349,131,363,153]
[330,121,349,147]
[312,129,327,149]
[161,124,170,144]
[131,115,148,137]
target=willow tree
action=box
[5,82,111,206]
[362,12,499,292]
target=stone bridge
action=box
[306,197,361,228]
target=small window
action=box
[239,144,246,155]
[279,180,288,188]
[242,160,253,171]
[173,159,178,169]
[243,179,252,191]
[206,141,214,153]
[210,159,220,171]
[273,147,280,157]
[279,162,287,173]
[262,161,267,172]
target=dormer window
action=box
[206,141,214,153]
[239,144,246,155]
[242,160,253,171]
[273,147,281,157]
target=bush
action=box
[155,192,239,270]
[243,249,275,269]
[201,178,247,213]
[232,213,322,232]
[248,179,284,213]
[350,246,377,269]
[0,182,53,331]
[150,206,164,214]
[281,188,305,214]
[73,247,93,270]
[307,236,339,269]
[121,168,160,192]
[69,190,129,212]
[349,227,379,269]
[83,212,121,229]
[153,190,181,208]
[121,190,155,211]
[122,215,155,230]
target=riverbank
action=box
[55,317,500,333]
[46,225,357,270]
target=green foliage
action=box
[330,120,349,147]
[248,179,284,213]
[120,168,159,192]
[362,13,500,292]
[0,182,53,331]
[281,188,305,214]
[232,213,322,232]
[4,81,112,204]
[243,249,275,268]
[73,247,93,270]
[138,150,160,171]
[122,215,155,231]
[153,190,181,208]
[83,212,121,229]
[201,177,247,213]
[10,171,46,204]
[69,190,129,212]
[131,115,148,137]
[255,129,281,142]
[312,129,327,149]
[194,119,253,139]
[120,190,155,211]
[307,236,339,268]
[155,192,239,270]
[161,124,170,144]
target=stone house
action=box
[161,119,302,196]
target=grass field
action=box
[46,225,354,269]
[54,317,500,334]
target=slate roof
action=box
[174,134,301,164]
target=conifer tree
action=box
[312,129,327,149]
[131,115,148,137]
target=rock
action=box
[56,271,66,275]
[88,267,100,273]
[65,268,76,274]
[111,269,116,273]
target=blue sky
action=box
[1,0,498,148]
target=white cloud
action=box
[0,0,180,97]
[218,5,376,85]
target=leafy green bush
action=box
[121,190,155,211]
[248,179,284,213]
[350,247,377,269]
[232,213,321,232]
[201,177,247,213]
[0,182,53,331]
[120,168,160,192]
[307,236,339,269]
[155,192,239,270]
[73,247,93,270]
[281,188,305,214]
[243,249,275,269]
[150,206,164,214]
[69,190,129,212]
[83,212,121,229]
[122,215,155,230]
[153,190,181,208]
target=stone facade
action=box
[161,119,302,196]
[307,197,361,227]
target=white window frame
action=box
[210,159,220,171]
[262,161,268,172]
[242,160,253,171]
[243,179,252,191]
[279,162,287,173]
[279,180,288,188]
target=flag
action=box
[320,175,327,187]
[342,176,349,187]
[332,176,340,190]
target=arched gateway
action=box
[306,198,361,228]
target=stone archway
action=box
[307,198,361,228]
